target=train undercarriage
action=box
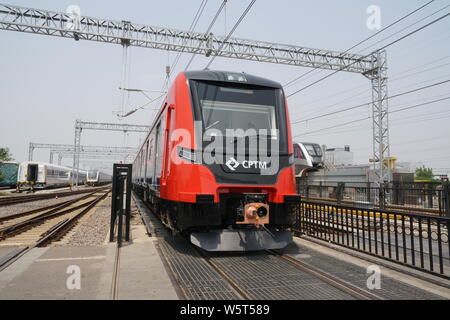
[133,183,297,251]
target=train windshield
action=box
[87,170,98,180]
[194,82,280,139]
[304,144,322,157]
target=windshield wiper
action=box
[205,120,221,130]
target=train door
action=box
[152,122,161,189]
[27,164,38,182]
[147,142,153,184]
[162,105,174,180]
[144,140,149,183]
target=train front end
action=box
[16,162,45,190]
[165,71,299,251]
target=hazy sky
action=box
[0,0,449,174]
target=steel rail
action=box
[110,242,121,300]
[0,196,96,239]
[267,250,383,300]
[191,245,256,300]
[0,186,109,207]
[0,189,104,223]
[0,190,109,272]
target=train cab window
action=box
[191,81,288,153]
[195,83,278,137]
[313,145,322,156]
[304,144,321,157]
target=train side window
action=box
[294,145,300,159]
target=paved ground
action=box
[0,210,178,300]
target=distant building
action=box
[324,145,353,166]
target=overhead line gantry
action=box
[0,3,391,186]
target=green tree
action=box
[415,165,433,180]
[0,148,13,163]
[0,148,13,182]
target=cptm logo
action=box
[225,157,240,171]
[225,157,268,171]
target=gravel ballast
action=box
[0,194,95,218]
[64,196,112,246]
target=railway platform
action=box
[0,196,177,300]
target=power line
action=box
[169,0,209,78]
[294,95,450,137]
[357,3,450,53]
[185,0,227,71]
[297,109,450,139]
[289,55,450,119]
[291,79,450,124]
[205,0,256,69]
[297,71,450,120]
[390,96,450,114]
[287,11,450,98]
[157,0,209,106]
[283,0,437,88]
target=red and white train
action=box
[133,70,300,251]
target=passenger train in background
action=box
[133,70,300,251]
[300,142,324,168]
[86,170,112,186]
[293,142,313,176]
[17,162,111,190]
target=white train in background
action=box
[86,170,112,186]
[293,142,313,176]
[17,162,111,190]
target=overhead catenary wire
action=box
[283,0,437,88]
[168,0,209,79]
[290,55,450,119]
[294,95,450,137]
[287,11,450,98]
[156,0,209,109]
[205,0,257,69]
[357,3,450,54]
[298,70,450,121]
[184,0,227,71]
[291,79,450,124]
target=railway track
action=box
[190,244,382,300]
[134,193,382,300]
[0,189,110,272]
[0,186,109,207]
[305,197,441,216]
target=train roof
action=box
[18,161,87,173]
[184,70,283,89]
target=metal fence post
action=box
[427,183,433,209]
[443,182,450,218]
[306,184,310,200]
[379,184,386,210]
[392,181,400,205]
[319,181,323,198]
[337,182,345,205]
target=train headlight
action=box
[257,206,268,218]
[177,147,198,163]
